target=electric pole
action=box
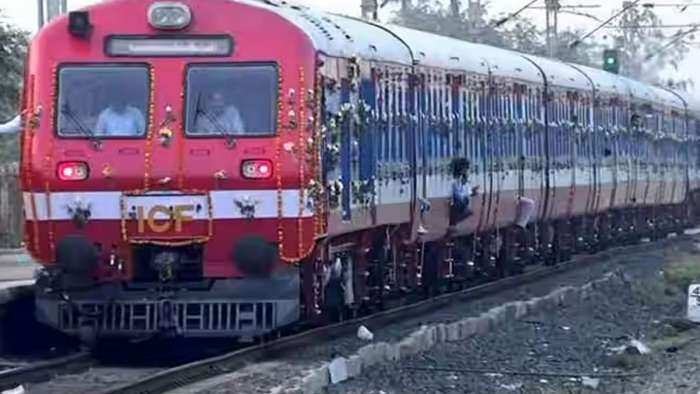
[467,0,486,39]
[38,0,68,29]
[621,1,633,76]
[545,0,561,58]
[361,0,378,21]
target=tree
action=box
[389,0,596,65]
[0,11,27,164]
[380,0,411,18]
[612,3,691,83]
[390,0,507,47]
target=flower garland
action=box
[313,73,326,235]
[275,65,287,260]
[297,66,306,258]
[275,65,322,264]
[45,66,58,259]
[22,75,40,254]
[177,85,186,190]
[142,66,156,191]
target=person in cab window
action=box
[194,91,245,134]
[95,95,145,136]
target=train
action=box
[19,0,700,342]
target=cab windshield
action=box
[57,65,149,138]
[185,64,278,137]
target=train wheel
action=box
[541,222,556,266]
[595,213,611,251]
[365,235,388,311]
[451,235,476,289]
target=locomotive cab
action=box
[23,0,318,339]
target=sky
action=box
[2,0,700,96]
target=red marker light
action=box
[241,160,273,179]
[57,162,89,181]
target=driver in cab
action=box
[193,91,245,134]
[95,95,145,136]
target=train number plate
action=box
[123,194,210,235]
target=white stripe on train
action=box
[23,190,314,221]
[21,167,682,221]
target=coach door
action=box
[373,65,413,228]
[319,57,354,231]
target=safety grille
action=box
[58,301,276,336]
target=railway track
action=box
[6,236,685,394]
[0,352,92,392]
[99,237,683,394]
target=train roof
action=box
[618,75,657,103]
[385,25,490,75]
[522,54,591,91]
[650,86,687,112]
[228,1,696,111]
[566,64,624,97]
[678,91,700,116]
[240,0,413,65]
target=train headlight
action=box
[148,2,192,30]
[57,162,89,181]
[241,160,273,180]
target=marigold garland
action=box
[177,85,186,190]
[142,67,156,191]
[275,64,322,264]
[275,66,286,260]
[312,69,327,237]
[45,65,58,259]
[23,75,40,254]
[297,66,306,258]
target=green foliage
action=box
[663,251,700,293]
[612,4,691,84]
[0,10,27,164]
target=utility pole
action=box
[467,0,486,39]
[37,0,45,30]
[621,1,633,76]
[545,0,561,58]
[450,0,460,17]
[361,0,378,21]
[38,0,68,29]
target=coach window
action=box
[185,64,277,136]
[57,65,149,137]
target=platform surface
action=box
[0,250,37,301]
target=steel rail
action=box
[101,237,680,394]
[0,351,93,391]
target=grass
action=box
[663,250,700,293]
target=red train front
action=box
[22,0,321,340]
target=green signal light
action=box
[603,49,620,74]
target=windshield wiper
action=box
[60,104,103,150]
[195,93,236,148]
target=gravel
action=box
[24,367,162,394]
[331,237,698,394]
[175,236,696,394]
